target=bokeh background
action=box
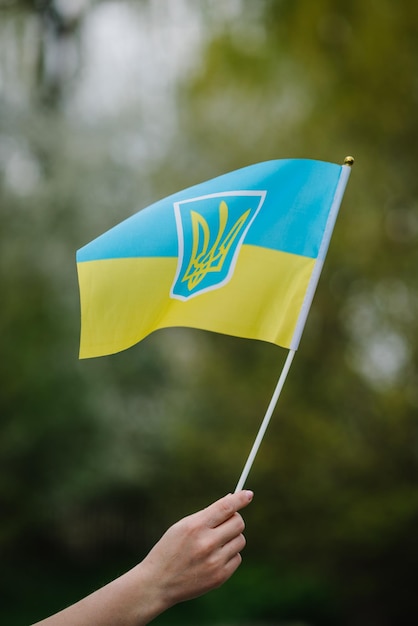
[1,1,418,624]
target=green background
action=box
[1,1,418,624]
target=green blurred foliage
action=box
[1,0,418,624]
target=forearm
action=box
[32,563,168,626]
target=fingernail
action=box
[244,490,254,501]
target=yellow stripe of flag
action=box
[78,246,315,358]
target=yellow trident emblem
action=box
[181,200,251,291]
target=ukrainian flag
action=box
[77,158,351,359]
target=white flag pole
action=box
[234,349,295,492]
[234,157,354,493]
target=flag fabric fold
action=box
[77,158,350,359]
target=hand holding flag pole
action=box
[76,156,353,489]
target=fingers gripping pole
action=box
[234,349,296,493]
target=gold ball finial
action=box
[344,156,355,166]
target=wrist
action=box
[119,562,171,626]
